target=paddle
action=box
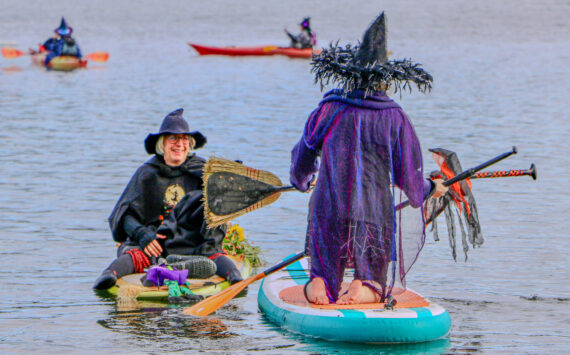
[84,51,110,62]
[396,146,518,211]
[470,163,537,180]
[1,47,109,62]
[183,251,306,316]
[1,47,26,59]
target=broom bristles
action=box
[203,157,286,228]
[116,279,149,299]
[203,157,283,186]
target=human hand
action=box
[144,234,167,257]
[307,175,317,192]
[431,179,449,199]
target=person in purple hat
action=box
[41,17,82,65]
[93,109,242,290]
[289,12,448,305]
[285,17,316,49]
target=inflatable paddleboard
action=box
[258,257,450,343]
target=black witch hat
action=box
[144,108,207,155]
[311,12,433,95]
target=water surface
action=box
[1,0,568,353]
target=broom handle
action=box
[273,185,298,192]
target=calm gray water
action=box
[1,0,568,353]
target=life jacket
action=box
[61,36,79,56]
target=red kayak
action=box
[188,43,320,59]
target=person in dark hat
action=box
[93,109,243,290]
[285,17,316,49]
[41,17,82,65]
[289,12,448,305]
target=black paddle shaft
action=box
[263,251,306,276]
[396,146,518,210]
[441,146,518,187]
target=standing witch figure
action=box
[289,12,448,305]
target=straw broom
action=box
[202,157,295,228]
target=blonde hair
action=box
[155,134,195,156]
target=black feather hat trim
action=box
[311,12,433,95]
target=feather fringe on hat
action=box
[311,12,433,95]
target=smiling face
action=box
[163,134,191,167]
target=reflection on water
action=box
[98,309,233,341]
[96,304,302,353]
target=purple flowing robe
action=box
[290,89,432,302]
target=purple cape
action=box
[290,89,431,301]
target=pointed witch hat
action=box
[144,108,207,155]
[55,17,73,36]
[311,12,433,95]
[300,17,311,29]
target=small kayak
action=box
[30,52,87,71]
[103,254,252,302]
[188,43,319,59]
[258,256,451,343]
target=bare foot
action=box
[336,279,381,305]
[305,278,330,305]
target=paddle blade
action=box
[85,51,109,62]
[183,251,305,316]
[1,47,25,59]
[183,275,258,316]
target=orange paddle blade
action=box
[183,274,262,316]
[183,251,305,316]
[262,46,278,52]
[1,47,26,59]
[85,52,109,62]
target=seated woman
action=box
[285,17,316,49]
[42,17,82,65]
[93,109,243,290]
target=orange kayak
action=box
[188,43,320,59]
